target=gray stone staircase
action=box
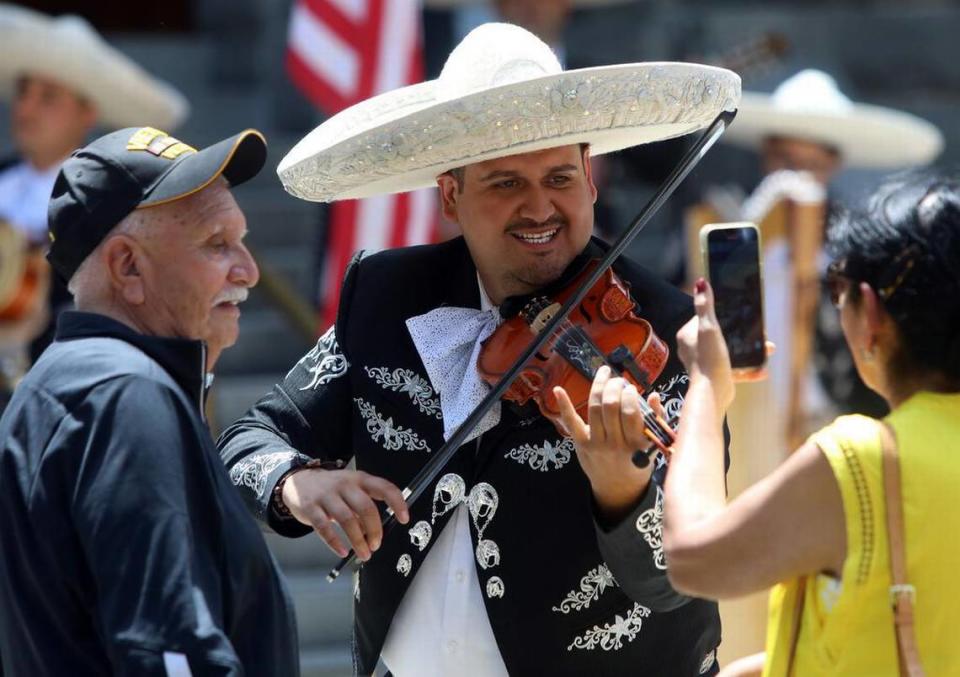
[264,534,355,677]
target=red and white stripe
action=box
[286,0,438,329]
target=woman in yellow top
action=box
[660,173,960,676]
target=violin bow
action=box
[327,108,737,581]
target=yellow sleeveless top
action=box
[762,392,960,676]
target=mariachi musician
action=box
[0,5,186,400]
[220,22,741,676]
[684,68,943,662]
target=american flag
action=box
[286,0,438,329]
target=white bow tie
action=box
[406,305,502,445]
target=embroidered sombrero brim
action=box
[723,92,943,169]
[0,6,188,130]
[278,23,739,203]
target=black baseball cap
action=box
[47,126,268,281]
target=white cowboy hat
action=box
[721,69,943,169]
[0,5,188,130]
[278,22,740,202]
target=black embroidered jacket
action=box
[219,237,725,676]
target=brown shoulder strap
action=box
[878,421,926,677]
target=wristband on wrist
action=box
[271,457,345,518]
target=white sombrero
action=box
[278,22,740,202]
[0,5,188,130]
[722,69,943,169]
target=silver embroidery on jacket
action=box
[636,486,666,570]
[475,539,501,569]
[467,483,498,535]
[292,326,349,390]
[397,554,412,577]
[354,398,430,452]
[486,576,505,599]
[467,483,502,576]
[567,603,652,652]
[656,373,688,427]
[552,564,618,614]
[363,366,442,419]
[426,476,506,597]
[409,521,433,551]
[431,474,467,523]
[229,451,300,496]
[505,437,574,471]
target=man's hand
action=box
[281,469,409,561]
[554,365,662,523]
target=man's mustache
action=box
[505,215,568,233]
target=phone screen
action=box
[706,226,765,369]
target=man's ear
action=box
[101,235,145,305]
[581,146,598,205]
[436,174,461,224]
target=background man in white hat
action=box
[0,125,300,676]
[0,4,188,403]
[220,22,739,676]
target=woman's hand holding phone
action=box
[699,222,770,381]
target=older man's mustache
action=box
[213,288,249,306]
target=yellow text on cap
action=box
[127,127,196,160]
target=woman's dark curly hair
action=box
[826,171,960,387]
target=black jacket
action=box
[0,312,299,676]
[219,237,724,676]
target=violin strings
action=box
[550,317,675,448]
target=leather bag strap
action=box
[878,421,925,677]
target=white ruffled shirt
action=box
[0,160,62,243]
[381,275,508,677]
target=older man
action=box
[0,127,299,676]
[221,23,738,676]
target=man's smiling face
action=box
[437,144,597,304]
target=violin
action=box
[478,260,676,464]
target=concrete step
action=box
[265,531,344,571]
[253,245,318,298]
[209,373,282,434]
[215,307,314,377]
[300,645,354,677]
[286,569,355,648]
[108,35,214,93]
[238,199,324,251]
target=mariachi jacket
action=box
[219,236,724,676]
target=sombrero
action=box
[278,22,740,202]
[721,69,943,169]
[0,4,188,130]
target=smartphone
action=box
[700,222,766,372]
